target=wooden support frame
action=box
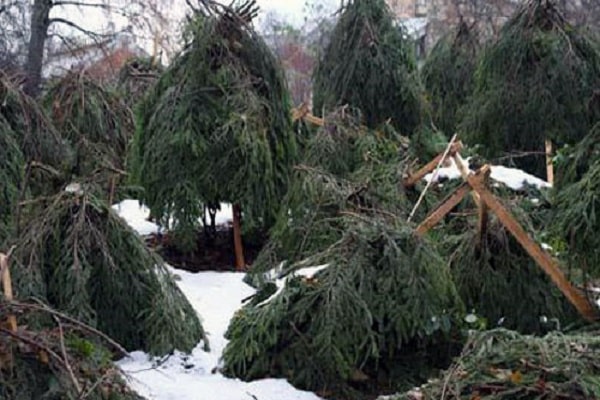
[416,183,471,236]
[403,142,464,187]
[1,250,17,332]
[414,159,598,322]
[468,166,598,322]
[545,139,554,185]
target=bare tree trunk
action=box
[24,0,52,97]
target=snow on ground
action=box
[112,200,234,236]
[114,202,322,400]
[424,157,551,190]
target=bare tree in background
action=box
[0,0,179,96]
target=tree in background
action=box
[313,0,423,135]
[459,0,600,177]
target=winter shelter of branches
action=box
[293,107,599,324]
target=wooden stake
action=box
[545,139,554,185]
[403,142,463,188]
[476,167,490,245]
[416,183,471,236]
[232,204,246,271]
[1,251,17,332]
[468,167,598,322]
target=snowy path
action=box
[114,201,322,400]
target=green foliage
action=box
[449,214,579,335]
[0,117,24,244]
[225,111,464,397]
[0,74,72,193]
[384,328,600,399]
[249,109,411,279]
[223,217,464,398]
[313,0,423,135]
[131,1,297,251]
[0,300,144,400]
[117,57,163,108]
[422,21,479,137]
[44,71,134,180]
[12,188,206,356]
[552,156,600,279]
[460,0,600,176]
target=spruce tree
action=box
[130,1,297,251]
[313,0,423,135]
[421,21,479,137]
[459,0,600,176]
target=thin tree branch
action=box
[49,17,114,38]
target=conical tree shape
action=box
[12,188,206,356]
[422,21,480,137]
[44,71,134,180]
[225,110,464,398]
[130,1,297,251]
[313,0,423,135]
[459,0,600,176]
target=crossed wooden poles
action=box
[404,142,598,322]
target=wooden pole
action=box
[468,166,598,322]
[476,167,490,245]
[232,204,246,271]
[403,142,463,187]
[1,251,17,332]
[545,139,554,185]
[416,183,471,236]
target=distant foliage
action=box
[131,1,297,251]
[313,0,423,135]
[422,21,479,137]
[459,0,600,176]
[117,57,163,107]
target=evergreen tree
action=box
[313,0,423,135]
[12,187,206,356]
[459,0,600,177]
[0,117,24,244]
[422,21,479,137]
[44,71,134,184]
[130,0,297,251]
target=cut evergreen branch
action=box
[0,298,143,400]
[313,0,423,135]
[383,328,600,400]
[130,0,297,252]
[223,213,464,399]
[459,0,600,176]
[44,71,134,182]
[11,186,206,356]
[422,21,479,137]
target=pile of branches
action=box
[11,187,206,356]
[224,111,464,398]
[386,328,600,399]
[422,21,480,137]
[118,57,163,108]
[313,0,423,135]
[130,0,297,251]
[460,0,600,176]
[0,74,72,194]
[0,299,142,400]
[44,71,134,185]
